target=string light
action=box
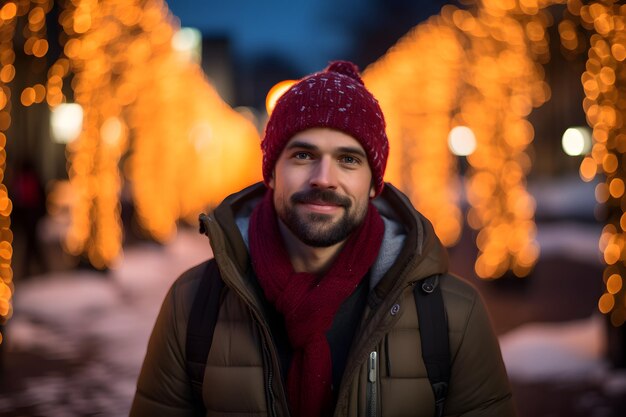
[2,1,623,345]
[0,0,56,343]
[57,0,128,269]
[363,2,547,274]
[367,0,624,323]
[1,0,261,343]
[0,0,18,344]
[459,1,553,279]
[563,0,626,327]
[363,16,465,247]
[56,0,261,264]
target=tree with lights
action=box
[0,1,624,370]
[0,0,261,344]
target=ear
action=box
[369,183,376,198]
[268,170,276,189]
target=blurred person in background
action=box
[9,158,48,279]
[131,61,515,417]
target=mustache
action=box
[291,189,351,208]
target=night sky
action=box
[165,0,454,75]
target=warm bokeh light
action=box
[448,126,477,156]
[562,127,592,156]
[568,0,626,326]
[0,0,30,343]
[266,80,297,115]
[50,103,83,144]
[0,3,17,21]
[607,273,622,294]
[171,27,202,63]
[364,15,464,247]
[57,0,261,265]
[2,0,262,335]
[366,1,545,275]
[0,0,623,344]
[365,0,624,302]
[459,1,550,279]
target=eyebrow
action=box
[285,141,367,159]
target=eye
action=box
[293,151,312,160]
[340,155,361,165]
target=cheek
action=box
[271,177,289,208]
[274,166,305,195]
[271,174,286,199]
[353,174,374,199]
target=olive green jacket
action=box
[130,182,516,417]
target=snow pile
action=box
[529,176,597,220]
[499,314,608,381]
[500,314,626,401]
[536,222,602,264]
[1,229,211,416]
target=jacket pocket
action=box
[367,351,378,417]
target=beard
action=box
[276,188,368,248]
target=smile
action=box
[300,201,343,214]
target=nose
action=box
[309,156,338,189]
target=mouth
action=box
[300,200,343,214]
[291,189,351,210]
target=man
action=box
[130,61,515,417]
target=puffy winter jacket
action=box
[130,182,516,417]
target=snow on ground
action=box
[536,222,602,264]
[500,315,608,381]
[1,228,211,416]
[529,176,603,265]
[529,176,598,220]
[500,314,626,404]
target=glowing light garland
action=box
[58,0,128,269]
[1,0,624,344]
[0,1,19,343]
[366,0,625,324]
[0,0,56,342]
[566,0,626,327]
[459,2,549,279]
[364,2,547,277]
[0,0,260,342]
[127,41,261,241]
[363,18,465,247]
[57,0,261,263]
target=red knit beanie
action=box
[262,61,389,197]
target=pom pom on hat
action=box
[261,60,389,197]
[325,61,364,84]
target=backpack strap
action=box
[185,259,225,407]
[414,274,450,417]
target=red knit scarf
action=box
[249,190,384,417]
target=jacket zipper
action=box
[261,338,279,417]
[367,351,377,417]
[335,283,412,414]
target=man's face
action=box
[269,128,375,248]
